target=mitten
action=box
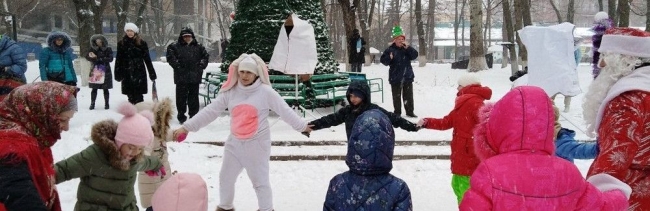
[587,173,632,199]
[145,166,167,178]
[176,132,187,142]
[416,118,427,127]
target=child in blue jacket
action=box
[323,109,412,210]
[553,106,598,162]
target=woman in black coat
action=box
[114,23,157,104]
[86,34,114,110]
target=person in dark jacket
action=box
[115,23,157,105]
[39,31,77,86]
[380,25,418,117]
[323,109,412,210]
[0,82,78,211]
[308,80,419,139]
[0,34,27,100]
[220,38,229,61]
[166,27,209,123]
[348,29,366,73]
[417,74,492,204]
[86,34,114,110]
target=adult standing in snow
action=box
[39,31,77,86]
[323,109,412,210]
[348,29,366,72]
[86,34,114,110]
[172,53,312,211]
[417,74,492,205]
[166,27,209,123]
[0,82,78,211]
[583,27,650,210]
[461,86,630,210]
[114,23,157,105]
[591,11,612,79]
[380,25,418,118]
[0,34,27,100]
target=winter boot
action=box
[104,90,110,110]
[90,88,97,110]
[89,102,95,110]
[216,207,234,211]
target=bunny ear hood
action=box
[220,53,271,93]
[474,86,556,160]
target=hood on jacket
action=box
[177,27,198,45]
[457,84,492,99]
[346,80,371,108]
[135,97,174,140]
[91,120,144,171]
[90,34,109,51]
[346,109,395,176]
[151,173,208,211]
[46,31,72,53]
[473,86,555,161]
[0,35,16,52]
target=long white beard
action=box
[582,53,639,137]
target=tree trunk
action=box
[646,0,650,32]
[566,0,575,23]
[608,0,617,26]
[72,0,94,58]
[501,25,508,68]
[453,0,459,60]
[149,0,169,61]
[598,0,603,11]
[408,0,414,45]
[483,0,491,51]
[514,0,527,69]
[91,0,109,34]
[503,0,517,74]
[112,0,130,40]
[549,0,563,23]
[427,0,435,61]
[357,0,376,65]
[414,0,426,67]
[460,0,467,52]
[135,0,148,29]
[521,0,532,26]
[337,0,359,41]
[468,0,486,72]
[617,0,629,27]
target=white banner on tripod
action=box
[269,13,318,74]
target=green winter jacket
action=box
[55,120,162,211]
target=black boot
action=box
[103,89,110,109]
[90,89,97,110]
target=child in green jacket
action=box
[55,102,165,211]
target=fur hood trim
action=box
[153,98,173,140]
[91,120,144,171]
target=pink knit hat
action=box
[115,102,154,148]
[151,173,208,211]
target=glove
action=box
[176,132,187,142]
[150,75,157,81]
[587,173,632,200]
[416,119,427,127]
[145,166,167,178]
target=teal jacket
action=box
[39,31,77,83]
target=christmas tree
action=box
[221,0,338,75]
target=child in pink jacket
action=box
[460,86,630,210]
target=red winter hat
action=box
[598,27,650,57]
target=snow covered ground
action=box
[25,60,596,210]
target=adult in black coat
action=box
[348,29,366,73]
[380,32,418,117]
[86,34,114,110]
[114,23,157,105]
[308,80,419,139]
[166,27,209,123]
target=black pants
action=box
[90,89,109,104]
[390,82,414,115]
[127,94,144,105]
[176,83,200,120]
[350,63,362,72]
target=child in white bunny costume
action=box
[172,53,311,211]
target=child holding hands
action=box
[55,102,165,211]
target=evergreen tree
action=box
[221,0,337,75]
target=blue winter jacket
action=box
[0,35,27,82]
[380,43,418,85]
[323,109,412,211]
[554,128,599,163]
[39,31,77,83]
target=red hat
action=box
[598,27,650,57]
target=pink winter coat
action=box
[459,86,629,211]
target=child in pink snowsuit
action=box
[460,86,630,210]
[172,53,311,211]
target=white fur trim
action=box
[599,34,650,58]
[594,12,609,22]
[124,22,139,33]
[587,173,632,199]
[594,66,650,131]
[457,74,481,87]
